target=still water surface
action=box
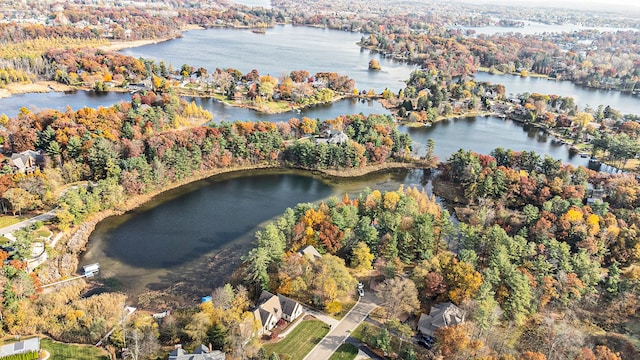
[82,169,429,300]
[0,91,130,118]
[121,25,416,92]
[475,72,640,115]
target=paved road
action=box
[0,209,58,236]
[304,292,378,360]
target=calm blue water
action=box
[475,72,640,116]
[122,25,416,93]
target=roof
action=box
[298,245,322,260]
[417,302,466,336]
[257,290,282,319]
[254,307,274,328]
[10,150,42,172]
[278,294,301,317]
[315,130,349,145]
[168,345,225,360]
[0,337,40,357]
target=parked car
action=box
[418,334,435,344]
[358,288,364,297]
[417,339,432,349]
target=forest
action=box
[234,148,640,359]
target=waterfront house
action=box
[253,291,304,335]
[315,129,349,145]
[417,302,466,336]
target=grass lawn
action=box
[41,338,110,360]
[334,299,357,320]
[0,215,25,228]
[328,343,359,360]
[264,319,329,360]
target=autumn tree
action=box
[350,241,374,272]
[375,277,420,320]
[435,323,483,360]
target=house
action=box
[298,245,322,261]
[168,344,225,360]
[253,290,304,335]
[0,337,40,357]
[417,302,466,336]
[315,129,349,145]
[278,294,304,322]
[11,150,43,174]
[253,291,282,335]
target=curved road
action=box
[304,291,378,360]
[0,209,58,236]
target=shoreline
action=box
[176,88,356,114]
[49,161,423,285]
[0,81,76,99]
[0,25,208,98]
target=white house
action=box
[253,291,304,335]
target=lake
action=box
[475,72,640,116]
[81,168,427,301]
[121,25,416,93]
[454,20,637,36]
[189,96,390,122]
[0,91,130,118]
[400,115,598,169]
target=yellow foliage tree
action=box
[383,191,401,211]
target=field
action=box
[328,343,359,360]
[263,319,329,360]
[40,338,110,360]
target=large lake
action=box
[121,25,416,93]
[81,169,430,301]
[454,20,637,36]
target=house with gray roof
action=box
[10,150,43,174]
[315,129,349,145]
[278,294,303,322]
[417,302,466,336]
[168,344,225,360]
[298,245,322,261]
[253,291,303,335]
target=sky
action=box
[457,0,640,12]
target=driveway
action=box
[0,209,58,236]
[303,291,378,360]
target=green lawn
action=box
[328,343,359,360]
[264,319,329,360]
[0,215,25,228]
[40,338,110,360]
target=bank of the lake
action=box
[64,160,419,305]
[120,24,417,93]
[0,81,76,99]
[175,87,356,115]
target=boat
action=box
[252,28,266,34]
